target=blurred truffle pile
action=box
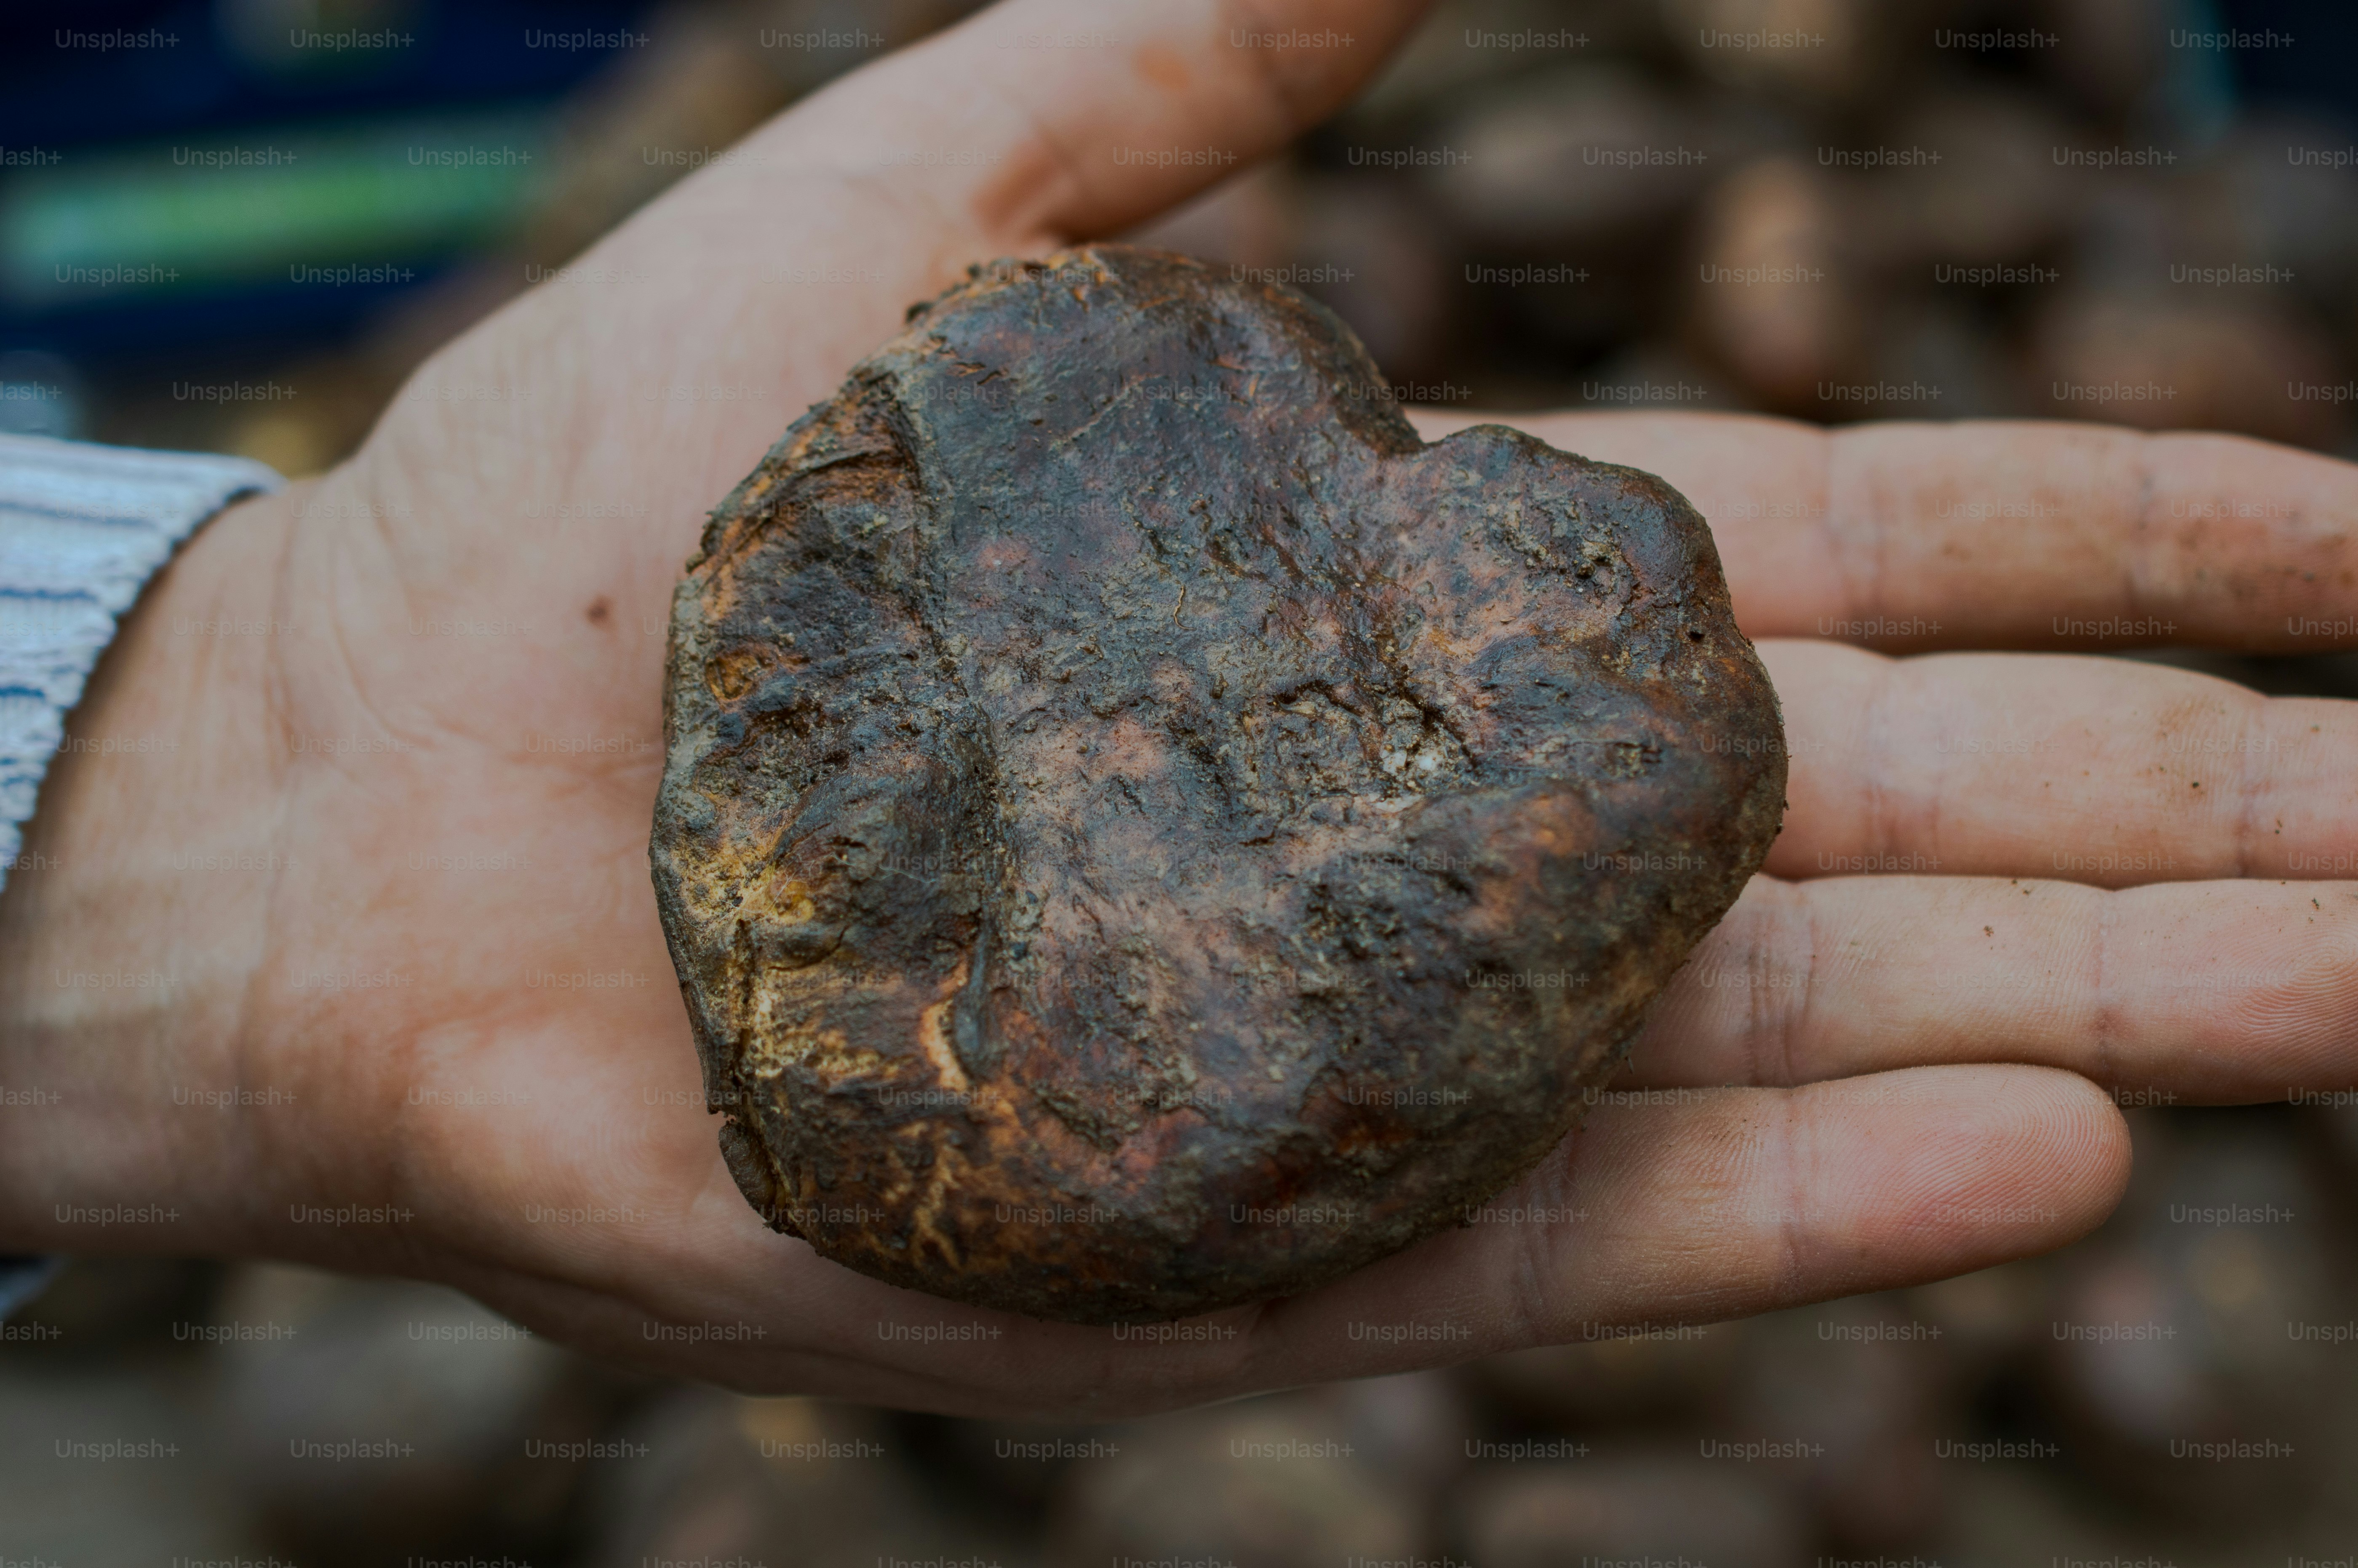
[1139,0,2358,455]
[6,0,2358,1561]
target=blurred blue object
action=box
[1,0,657,149]
[0,0,664,361]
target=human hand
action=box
[3,0,2353,1419]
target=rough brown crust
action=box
[651,246,1785,1324]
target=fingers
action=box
[1250,1066,2127,1384]
[1626,873,2358,1104]
[1408,410,2358,654]
[1757,638,2358,886]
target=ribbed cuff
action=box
[0,432,282,896]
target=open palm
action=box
[5,0,2353,1419]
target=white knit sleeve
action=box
[0,433,281,894]
[0,433,281,1320]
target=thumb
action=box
[711,0,1433,248]
[352,0,1431,602]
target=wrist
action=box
[0,481,306,1255]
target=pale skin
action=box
[1,0,2352,1417]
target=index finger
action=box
[1409,411,2358,655]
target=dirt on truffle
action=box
[651,245,1785,1324]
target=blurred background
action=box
[7,0,2358,1561]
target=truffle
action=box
[652,246,1784,1323]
